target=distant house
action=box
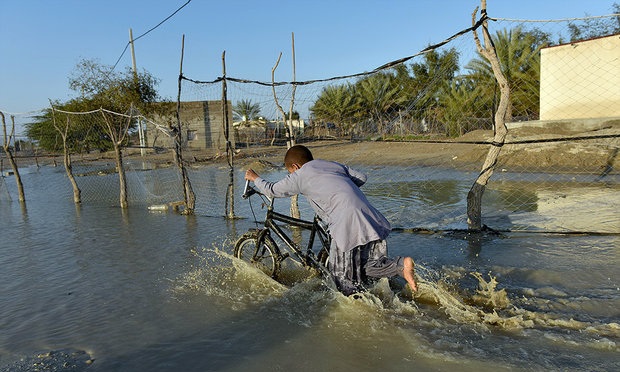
[266,119,306,137]
[233,118,267,145]
[234,118,306,145]
[539,34,620,121]
[151,100,234,151]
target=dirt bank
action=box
[233,123,618,174]
[3,123,618,175]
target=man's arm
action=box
[245,168,300,198]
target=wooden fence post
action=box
[467,0,511,230]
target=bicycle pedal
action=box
[281,252,290,260]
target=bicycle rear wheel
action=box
[234,232,280,278]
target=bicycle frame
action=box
[244,181,330,268]
[263,205,330,266]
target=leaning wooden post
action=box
[271,53,286,146]
[466,1,510,230]
[271,37,301,218]
[288,32,300,219]
[100,108,129,209]
[49,102,81,204]
[222,51,233,169]
[287,32,297,149]
[1,111,25,202]
[222,51,236,219]
[175,34,196,214]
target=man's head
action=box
[284,145,313,173]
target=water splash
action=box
[172,242,619,350]
[171,241,288,311]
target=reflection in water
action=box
[484,182,620,232]
[368,180,462,206]
[0,175,11,201]
[484,184,539,213]
[225,168,235,219]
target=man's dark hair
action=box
[284,145,314,168]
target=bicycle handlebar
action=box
[242,180,258,199]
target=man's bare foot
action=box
[403,257,418,292]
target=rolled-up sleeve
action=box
[254,172,301,198]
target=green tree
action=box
[26,59,160,152]
[309,83,359,134]
[233,99,261,122]
[310,49,460,137]
[568,2,620,41]
[286,111,300,120]
[68,58,159,112]
[401,48,460,121]
[26,58,161,209]
[435,77,482,136]
[465,26,550,122]
[354,72,406,136]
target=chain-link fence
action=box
[1,12,618,234]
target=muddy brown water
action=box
[0,163,618,371]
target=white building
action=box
[539,34,620,121]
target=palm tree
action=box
[309,83,359,135]
[403,48,460,120]
[233,99,261,122]
[466,26,550,122]
[435,77,483,136]
[355,72,406,136]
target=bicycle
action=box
[234,181,331,282]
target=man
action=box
[245,145,417,295]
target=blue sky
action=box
[0,0,616,114]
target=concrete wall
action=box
[152,101,233,151]
[181,101,232,151]
[540,34,620,120]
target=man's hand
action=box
[245,169,259,182]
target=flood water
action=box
[0,164,618,371]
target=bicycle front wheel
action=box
[234,232,280,278]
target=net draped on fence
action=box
[1,13,619,234]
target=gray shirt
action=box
[254,159,391,254]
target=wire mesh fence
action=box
[1,12,618,234]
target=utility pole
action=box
[129,28,146,156]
